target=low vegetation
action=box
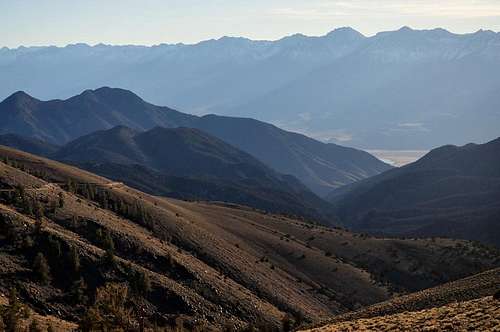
[0,146,498,331]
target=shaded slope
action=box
[0,133,59,157]
[191,115,391,195]
[0,145,498,329]
[0,88,391,195]
[53,126,333,221]
[328,137,500,246]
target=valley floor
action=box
[365,150,428,167]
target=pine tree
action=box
[23,235,34,249]
[33,252,51,285]
[66,179,75,193]
[87,184,95,200]
[34,216,46,234]
[47,235,62,260]
[101,230,116,267]
[24,197,34,216]
[13,187,22,206]
[6,288,22,332]
[58,192,65,208]
[67,246,81,276]
[103,230,115,252]
[131,270,151,296]
[281,314,294,332]
[34,200,44,221]
[70,278,88,305]
[104,247,116,267]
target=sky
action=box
[2,0,500,48]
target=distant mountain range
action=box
[1,27,499,149]
[328,137,500,247]
[0,87,391,195]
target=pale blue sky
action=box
[2,0,500,47]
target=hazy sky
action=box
[2,0,500,47]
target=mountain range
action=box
[1,27,499,149]
[0,87,391,196]
[328,137,500,247]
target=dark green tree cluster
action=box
[77,183,96,201]
[79,283,135,332]
[129,269,152,297]
[96,228,116,266]
[66,178,77,194]
[0,288,29,332]
[1,156,23,170]
[74,184,154,227]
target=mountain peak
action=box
[75,87,146,105]
[398,26,414,32]
[326,27,365,39]
[1,91,40,108]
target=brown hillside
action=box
[303,295,500,332]
[0,145,499,330]
[306,267,499,330]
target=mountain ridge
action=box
[327,137,500,247]
[0,88,391,195]
[2,27,499,149]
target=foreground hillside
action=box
[0,87,391,195]
[305,296,499,332]
[329,137,500,247]
[0,145,498,330]
[304,268,500,331]
[0,147,500,327]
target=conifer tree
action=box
[33,253,51,285]
[67,246,81,276]
[34,200,44,221]
[70,278,88,305]
[58,192,65,208]
[5,288,22,332]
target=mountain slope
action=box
[191,115,391,195]
[304,268,500,331]
[0,133,59,157]
[327,137,500,246]
[0,88,391,195]
[52,125,333,221]
[1,28,499,149]
[0,145,498,330]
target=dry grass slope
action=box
[304,296,500,332]
[0,144,499,330]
